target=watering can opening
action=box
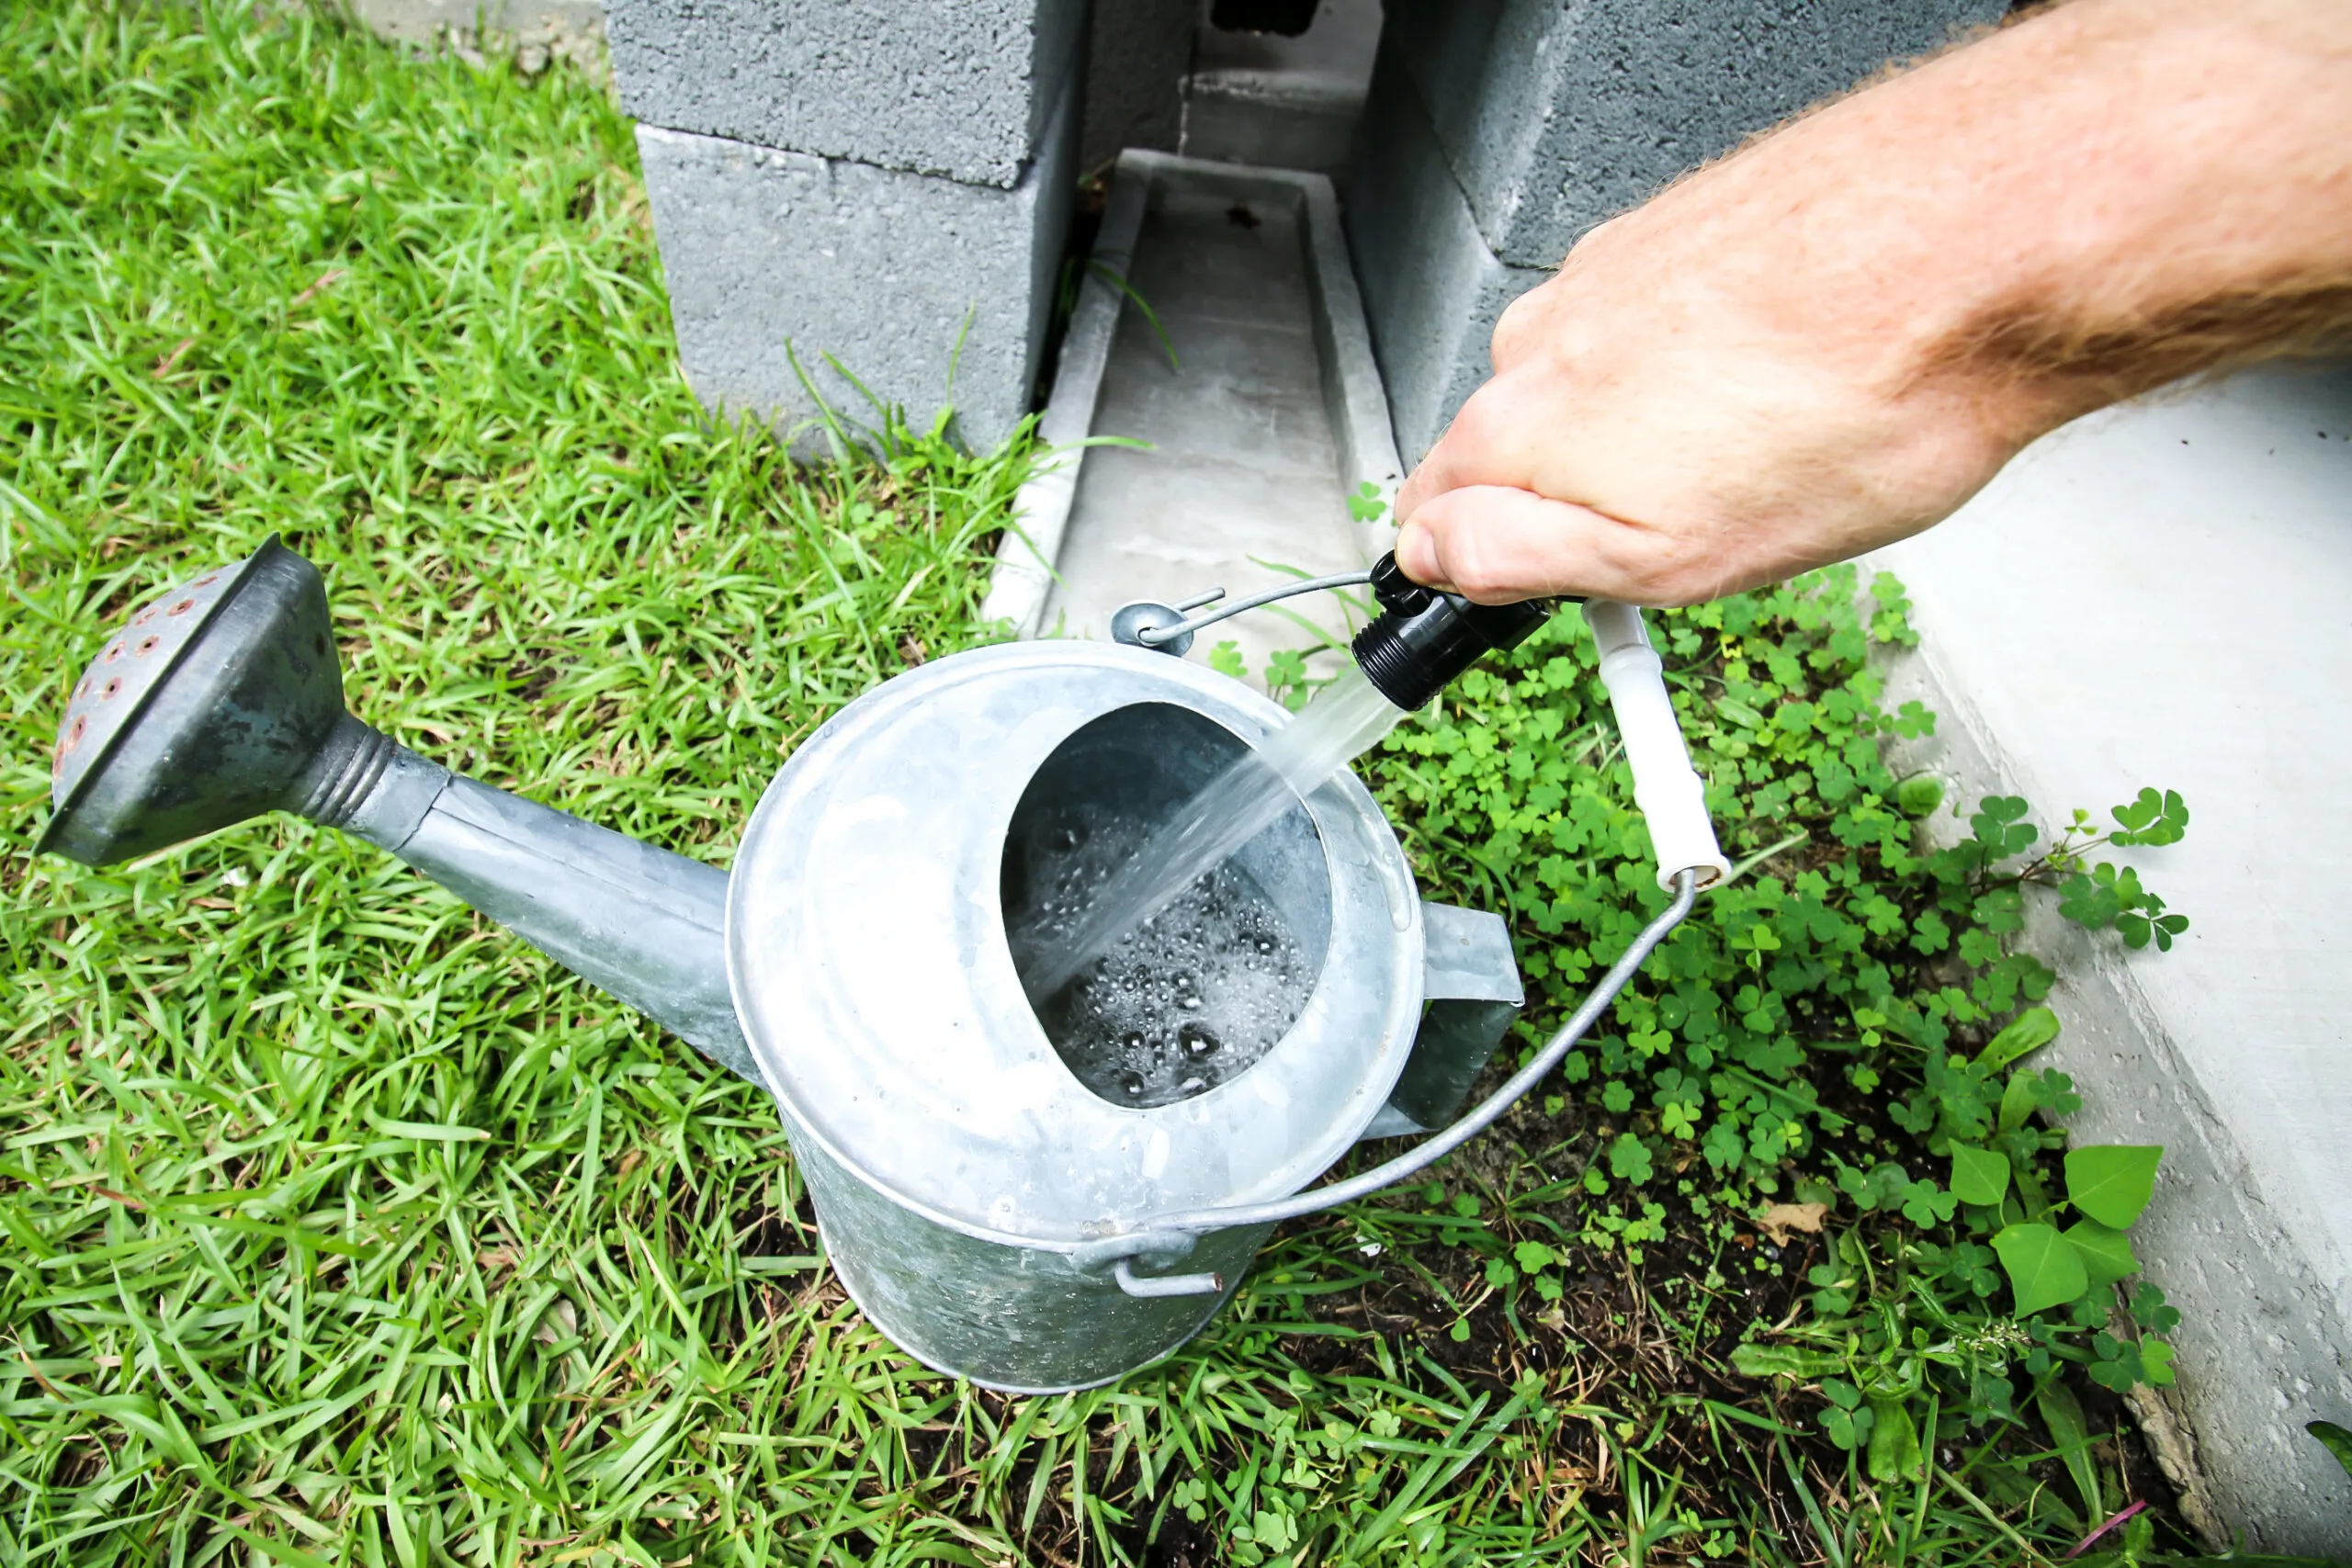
[1000,701,1333,1111]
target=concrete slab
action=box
[1343,39,1547,463]
[984,152,1400,687]
[1872,363,2352,1555]
[607,0,1085,188]
[634,67,1078,457]
[345,0,606,71]
[1377,0,2004,268]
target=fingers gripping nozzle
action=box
[1348,553,1552,712]
[1344,554,1728,893]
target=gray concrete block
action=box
[1379,0,2005,266]
[608,0,1086,189]
[637,68,1078,455]
[1343,40,1545,463]
[1081,0,1193,174]
[1871,364,2352,1556]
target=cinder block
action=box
[1380,0,2006,266]
[637,70,1078,455]
[609,0,1086,188]
[1080,0,1193,174]
[1343,41,1545,464]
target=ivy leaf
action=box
[1993,1222,2090,1315]
[2064,1145,2163,1228]
[1976,1006,2059,1071]
[1948,1145,2010,1207]
[2063,1218,2139,1285]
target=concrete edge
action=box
[1869,577,2352,1554]
[1295,167,1405,547]
[980,149,1404,637]
[978,157,1149,637]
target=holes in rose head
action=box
[135,637,161,657]
[167,599,195,617]
[62,715,85,754]
[103,642,123,663]
[194,574,219,588]
[100,678,122,701]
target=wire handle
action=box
[1136,869,1699,1236]
[1112,570,1373,654]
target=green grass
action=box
[2,5,2209,1565]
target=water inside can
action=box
[1002,704,1333,1109]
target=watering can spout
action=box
[38,537,757,1082]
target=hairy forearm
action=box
[1710,0,2352,436]
[1398,0,2352,605]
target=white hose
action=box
[1584,601,1731,892]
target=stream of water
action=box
[1018,665,1407,1001]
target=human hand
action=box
[1390,0,2352,606]
[1392,197,2034,607]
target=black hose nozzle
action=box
[1350,553,1555,710]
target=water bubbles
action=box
[1012,800,1313,1109]
[1023,667,1403,997]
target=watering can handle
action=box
[1585,602,1732,892]
[1136,868,1699,1238]
[1109,603,1724,1243]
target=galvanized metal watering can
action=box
[39,537,1728,1393]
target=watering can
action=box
[37,537,1728,1393]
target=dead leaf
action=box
[289,268,346,310]
[152,337,196,377]
[1756,1201,1829,1246]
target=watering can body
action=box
[40,539,1523,1392]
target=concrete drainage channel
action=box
[982,150,1401,680]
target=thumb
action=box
[1396,484,1657,604]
